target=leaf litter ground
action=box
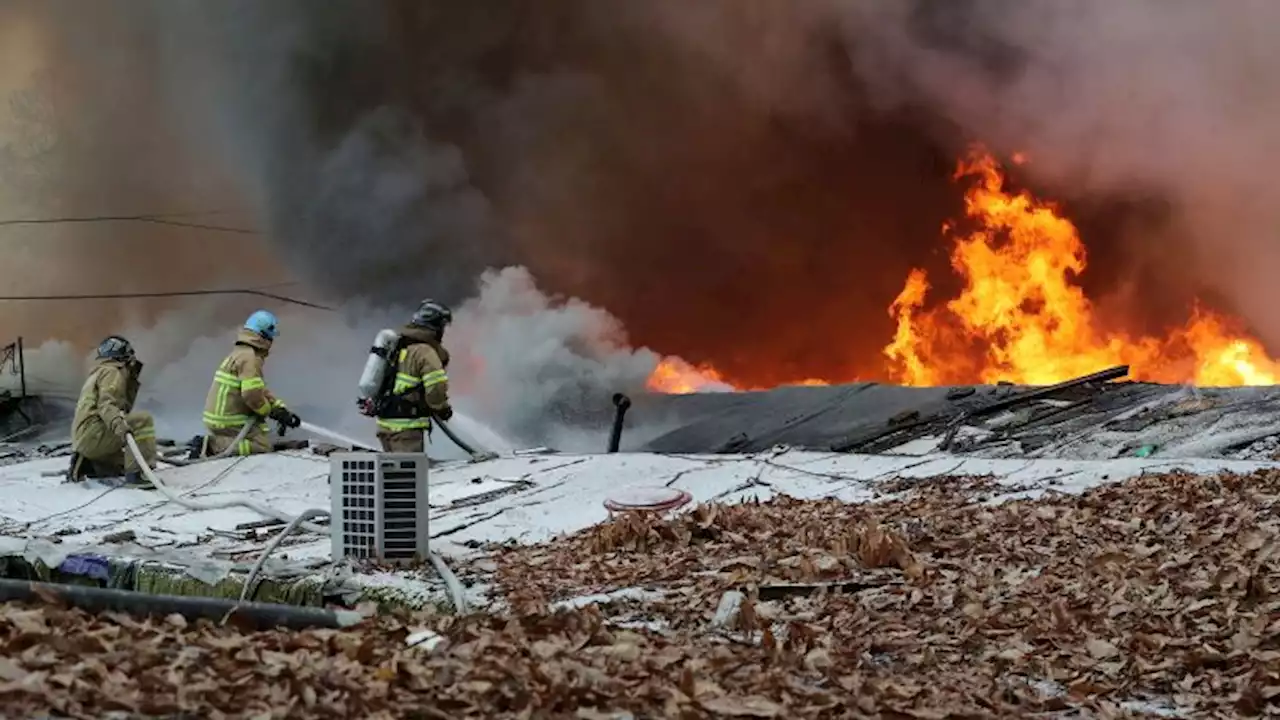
[1,470,1278,718]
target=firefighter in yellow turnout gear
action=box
[70,336,157,487]
[201,310,301,456]
[375,299,455,453]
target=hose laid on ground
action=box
[130,431,470,615]
[39,425,253,479]
[428,549,469,614]
[156,422,254,467]
[125,433,328,534]
[238,507,330,603]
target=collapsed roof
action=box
[630,370,1280,460]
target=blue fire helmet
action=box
[244,310,279,340]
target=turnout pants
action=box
[204,422,273,457]
[71,411,157,478]
[376,428,426,453]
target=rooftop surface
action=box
[0,438,1277,610]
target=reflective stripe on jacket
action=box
[375,326,450,432]
[203,330,286,430]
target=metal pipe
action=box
[0,577,363,630]
[607,393,631,453]
[16,336,24,399]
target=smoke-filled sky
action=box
[1,0,1278,397]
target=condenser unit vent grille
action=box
[330,453,429,563]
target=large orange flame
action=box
[884,148,1280,387]
[647,358,831,394]
[646,147,1279,392]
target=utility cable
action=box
[0,288,334,311]
[0,213,257,235]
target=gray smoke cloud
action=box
[140,0,1280,360]
[0,266,663,454]
[4,0,1280,429]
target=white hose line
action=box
[428,550,469,614]
[125,433,328,534]
[131,430,469,615]
[297,420,379,451]
[238,508,331,603]
[158,423,255,467]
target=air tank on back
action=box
[357,329,401,413]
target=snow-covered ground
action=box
[0,446,1276,591]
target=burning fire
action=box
[884,148,1280,387]
[646,358,732,394]
[648,146,1280,393]
[647,357,830,394]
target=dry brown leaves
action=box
[494,470,1280,718]
[1,470,1277,718]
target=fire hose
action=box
[235,504,467,614]
[125,433,328,534]
[126,432,468,614]
[434,416,498,462]
[156,421,254,467]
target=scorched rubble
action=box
[0,472,1276,717]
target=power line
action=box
[0,288,334,311]
[0,213,258,235]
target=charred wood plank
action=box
[938,365,1129,451]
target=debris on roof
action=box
[633,379,1280,460]
[1,466,1272,718]
[0,443,1277,614]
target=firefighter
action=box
[201,310,300,456]
[374,299,454,452]
[69,336,157,487]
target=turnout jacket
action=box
[203,329,286,431]
[72,358,141,449]
[375,325,451,432]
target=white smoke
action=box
[825,0,1280,343]
[2,266,664,455]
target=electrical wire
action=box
[0,213,257,235]
[0,288,334,311]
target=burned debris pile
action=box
[636,367,1280,461]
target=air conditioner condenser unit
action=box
[329,452,430,563]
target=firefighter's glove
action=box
[110,419,130,441]
[269,407,302,429]
[434,405,454,422]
